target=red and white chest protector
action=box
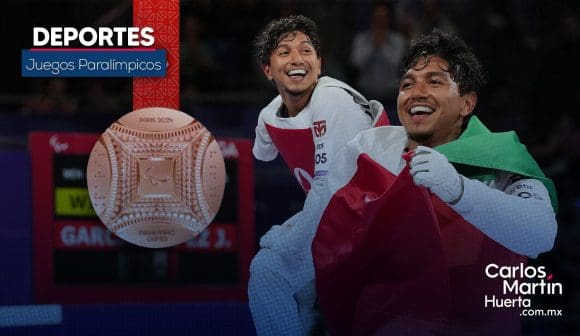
[253,76,388,192]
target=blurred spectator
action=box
[529,7,580,224]
[78,80,121,115]
[21,79,78,116]
[309,1,351,82]
[320,44,348,81]
[350,1,405,123]
[180,15,221,93]
[94,0,131,27]
[396,0,458,40]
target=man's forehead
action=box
[404,55,451,77]
[410,55,449,72]
[276,31,312,46]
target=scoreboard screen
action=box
[30,132,254,303]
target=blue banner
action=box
[21,49,166,77]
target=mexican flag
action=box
[312,117,557,335]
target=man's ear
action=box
[261,64,272,81]
[460,92,477,117]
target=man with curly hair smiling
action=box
[312,30,558,335]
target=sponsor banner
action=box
[21,49,166,77]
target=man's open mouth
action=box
[409,105,435,116]
[287,69,307,79]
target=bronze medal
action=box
[87,107,226,248]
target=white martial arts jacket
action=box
[252,76,387,192]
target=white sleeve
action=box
[311,88,372,181]
[252,115,278,161]
[258,166,332,259]
[450,175,557,258]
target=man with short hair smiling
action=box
[249,15,387,335]
[311,30,558,335]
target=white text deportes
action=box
[33,27,155,47]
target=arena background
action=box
[0,0,579,335]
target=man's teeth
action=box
[410,106,434,115]
[288,69,306,76]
